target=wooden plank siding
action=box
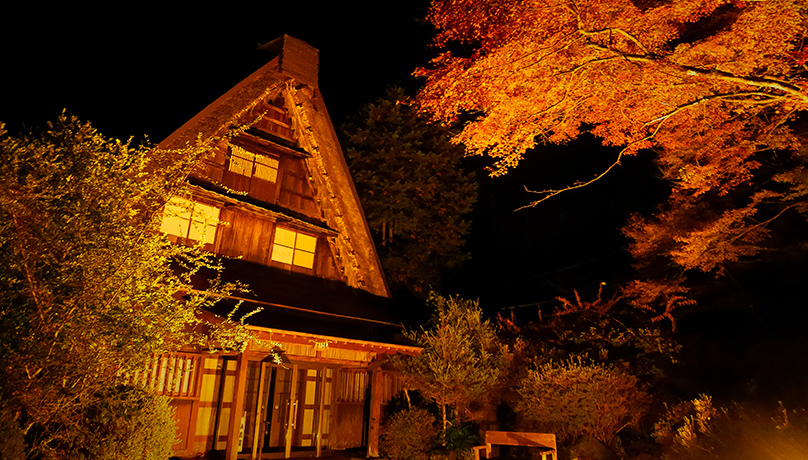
[215,208,275,266]
[253,99,296,142]
[194,202,344,281]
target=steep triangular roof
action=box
[160,35,389,298]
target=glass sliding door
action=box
[239,363,331,458]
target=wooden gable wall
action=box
[161,91,349,280]
[158,45,389,297]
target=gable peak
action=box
[258,35,319,88]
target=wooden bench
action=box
[471,430,557,460]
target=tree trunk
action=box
[441,401,447,435]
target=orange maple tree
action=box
[417,0,808,323]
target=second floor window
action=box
[229,144,279,183]
[159,197,220,245]
[270,227,317,269]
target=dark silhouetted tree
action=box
[342,87,477,295]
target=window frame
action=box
[270,226,317,270]
[159,197,221,246]
[227,144,279,183]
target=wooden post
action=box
[184,355,204,455]
[226,353,249,460]
[251,362,268,459]
[315,368,326,457]
[284,364,300,458]
[329,368,340,449]
[367,369,384,457]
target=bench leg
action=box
[471,445,489,460]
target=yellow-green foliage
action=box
[654,397,808,459]
[653,394,718,451]
[380,407,439,460]
[515,358,650,444]
[58,385,179,460]
[0,114,250,458]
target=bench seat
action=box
[472,430,556,460]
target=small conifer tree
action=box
[394,294,504,433]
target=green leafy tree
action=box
[394,294,505,433]
[342,87,478,294]
[0,114,249,459]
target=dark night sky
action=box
[4,2,808,404]
[1,3,434,141]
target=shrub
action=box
[515,358,650,444]
[62,385,178,460]
[381,407,439,460]
[652,394,718,452]
[654,398,808,459]
[0,404,25,460]
[442,420,479,460]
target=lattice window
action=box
[270,227,317,269]
[123,353,201,398]
[159,197,220,245]
[228,144,279,183]
[336,370,368,403]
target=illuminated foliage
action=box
[394,294,505,433]
[653,397,808,459]
[342,87,477,294]
[516,358,650,444]
[496,284,679,429]
[380,407,438,460]
[418,0,808,320]
[553,285,680,379]
[0,114,248,459]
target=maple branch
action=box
[642,91,785,127]
[512,33,585,74]
[555,55,626,76]
[719,92,787,104]
[517,144,628,210]
[468,30,583,78]
[565,0,649,54]
[517,111,669,210]
[578,27,649,55]
[587,44,808,102]
[728,203,798,245]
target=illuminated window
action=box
[159,197,220,245]
[270,227,317,269]
[229,144,279,183]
